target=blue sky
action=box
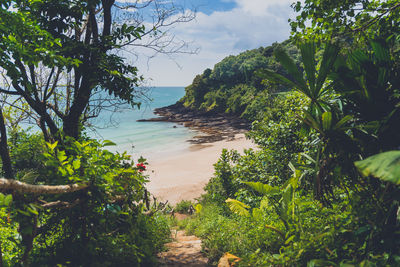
[182,0,236,15]
[121,0,296,86]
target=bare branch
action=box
[0,178,88,194]
[40,198,81,209]
[0,87,21,95]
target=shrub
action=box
[1,133,171,265]
[174,200,194,214]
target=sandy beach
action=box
[146,134,257,204]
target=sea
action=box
[89,86,197,161]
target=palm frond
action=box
[321,111,332,131]
[334,115,353,130]
[315,43,340,97]
[225,198,250,217]
[274,47,310,95]
[257,69,297,89]
[300,42,316,93]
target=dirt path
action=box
[158,228,209,267]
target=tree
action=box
[0,1,195,263]
[290,0,400,41]
[0,0,195,140]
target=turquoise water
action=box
[91,87,197,160]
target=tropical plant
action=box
[226,164,300,235]
[259,42,340,117]
[355,150,400,185]
[331,40,400,153]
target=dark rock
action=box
[139,102,251,144]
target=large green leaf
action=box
[274,47,310,95]
[282,185,293,213]
[315,43,340,95]
[334,115,353,130]
[355,151,400,185]
[370,40,390,87]
[302,111,323,133]
[244,181,280,195]
[371,40,390,63]
[225,198,250,217]
[321,111,332,131]
[3,194,12,206]
[257,69,298,89]
[300,42,316,93]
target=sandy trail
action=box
[146,134,256,204]
[158,227,209,267]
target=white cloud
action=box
[236,0,294,16]
[133,0,296,86]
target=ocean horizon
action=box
[90,86,197,161]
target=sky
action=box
[123,0,297,86]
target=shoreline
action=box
[146,133,257,205]
[139,102,256,204]
[138,102,251,144]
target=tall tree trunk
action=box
[0,107,13,179]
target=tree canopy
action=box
[0,0,195,140]
[181,40,300,120]
[290,0,400,41]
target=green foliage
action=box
[0,132,170,265]
[225,198,250,217]
[183,203,282,265]
[181,41,300,120]
[0,0,73,69]
[0,208,21,266]
[204,149,241,204]
[174,200,194,214]
[0,193,12,207]
[330,40,400,153]
[290,0,400,42]
[196,36,400,266]
[259,42,340,118]
[31,212,170,267]
[355,151,400,185]
[7,129,45,178]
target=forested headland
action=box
[180,40,299,121]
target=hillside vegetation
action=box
[177,0,400,266]
[181,40,299,120]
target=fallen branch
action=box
[39,198,81,209]
[144,200,169,216]
[0,178,88,194]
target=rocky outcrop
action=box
[138,102,251,144]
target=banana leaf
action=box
[355,151,400,185]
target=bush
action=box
[174,200,194,214]
[1,132,171,265]
[0,208,21,266]
[31,212,170,266]
[183,203,281,265]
